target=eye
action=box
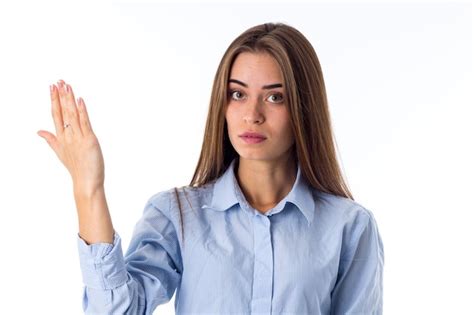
[267,93,284,104]
[228,89,246,101]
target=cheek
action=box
[278,119,295,145]
[272,111,292,135]
[224,114,235,141]
[225,108,238,131]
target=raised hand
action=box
[37,80,105,195]
[38,79,114,244]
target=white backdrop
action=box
[0,1,472,314]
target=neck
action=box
[235,155,297,213]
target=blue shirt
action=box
[77,158,384,314]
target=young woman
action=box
[38,22,384,314]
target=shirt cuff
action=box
[77,231,128,290]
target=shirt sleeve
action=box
[77,191,183,315]
[330,207,384,315]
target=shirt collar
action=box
[206,157,315,225]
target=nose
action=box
[243,99,265,124]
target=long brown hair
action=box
[190,22,353,200]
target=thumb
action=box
[37,130,60,153]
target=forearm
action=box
[74,186,114,244]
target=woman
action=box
[38,22,384,314]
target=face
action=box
[225,52,295,163]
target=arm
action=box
[330,208,384,315]
[75,186,114,245]
[77,192,183,315]
[38,80,114,244]
[38,81,182,314]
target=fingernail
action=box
[49,85,53,93]
[66,84,70,93]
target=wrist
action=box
[73,184,105,199]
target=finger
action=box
[50,84,64,136]
[64,83,83,136]
[57,80,73,137]
[37,130,60,154]
[77,97,94,134]
[57,80,81,137]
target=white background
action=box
[0,0,472,314]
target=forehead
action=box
[229,52,283,84]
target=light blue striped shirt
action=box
[77,157,384,314]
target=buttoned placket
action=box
[233,174,276,314]
[251,212,274,314]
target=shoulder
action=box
[144,183,215,216]
[313,189,383,258]
[312,189,379,229]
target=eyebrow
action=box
[228,79,283,90]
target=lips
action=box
[239,132,267,139]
